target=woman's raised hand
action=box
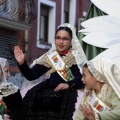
[14,46,25,65]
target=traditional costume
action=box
[0,57,19,120]
[74,44,120,120]
[4,23,87,120]
[75,1,120,118]
[75,0,120,118]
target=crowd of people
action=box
[0,23,120,120]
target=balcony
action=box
[0,0,36,30]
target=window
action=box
[0,34,17,66]
[64,0,69,23]
[37,0,56,49]
[40,4,48,44]
[61,0,76,26]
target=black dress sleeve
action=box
[18,61,48,81]
[3,90,25,120]
[67,65,85,90]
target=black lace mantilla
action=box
[23,80,78,120]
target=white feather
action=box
[82,32,120,48]
[81,15,120,29]
[90,0,120,19]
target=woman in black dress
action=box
[4,23,87,120]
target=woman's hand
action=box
[54,83,69,91]
[80,104,95,120]
[14,46,25,65]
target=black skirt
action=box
[23,80,78,120]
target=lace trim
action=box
[38,50,76,67]
[23,80,78,120]
[37,50,77,77]
[63,50,77,66]
[87,61,106,82]
[0,83,18,97]
[97,84,113,108]
[37,53,52,68]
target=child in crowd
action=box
[75,56,120,120]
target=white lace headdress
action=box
[0,57,18,97]
[31,23,87,73]
[86,49,120,99]
[0,57,9,83]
